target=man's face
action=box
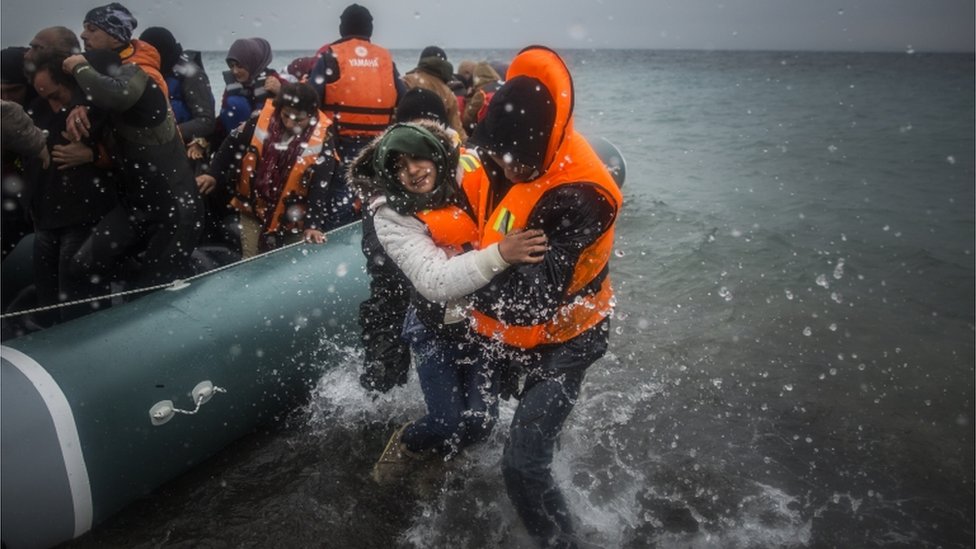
[33,69,72,112]
[488,152,540,183]
[80,23,121,51]
[27,29,57,65]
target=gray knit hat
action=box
[84,3,137,44]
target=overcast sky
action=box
[1,0,973,53]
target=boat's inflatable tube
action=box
[1,222,369,549]
[0,137,625,549]
[590,135,627,189]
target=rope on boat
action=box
[0,237,314,320]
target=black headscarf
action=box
[139,26,182,74]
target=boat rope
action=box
[0,235,319,320]
[171,385,228,416]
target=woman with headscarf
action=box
[214,37,281,146]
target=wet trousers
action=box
[401,309,499,457]
[494,320,609,549]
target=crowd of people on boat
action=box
[1,4,622,548]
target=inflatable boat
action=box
[0,136,626,549]
[1,222,370,549]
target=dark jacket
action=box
[24,94,117,230]
[72,61,200,224]
[170,52,216,142]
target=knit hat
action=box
[471,75,555,170]
[339,4,373,38]
[84,3,137,44]
[416,56,453,84]
[373,123,458,215]
[139,27,182,74]
[419,45,447,62]
[0,47,29,85]
[395,87,447,126]
[226,38,273,82]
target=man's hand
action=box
[63,105,91,141]
[62,54,86,74]
[52,141,94,170]
[195,174,217,195]
[303,228,326,244]
[263,75,281,97]
[498,228,547,265]
[187,141,206,160]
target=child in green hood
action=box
[348,120,547,484]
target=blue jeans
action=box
[490,320,609,549]
[400,308,499,458]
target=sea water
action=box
[63,49,974,548]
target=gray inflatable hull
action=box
[1,222,369,549]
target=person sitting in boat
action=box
[196,82,350,258]
[451,59,475,114]
[138,27,215,166]
[461,61,502,137]
[348,120,547,484]
[213,37,281,148]
[23,54,118,325]
[402,46,467,142]
[62,48,203,288]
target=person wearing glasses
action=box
[195,82,346,258]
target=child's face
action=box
[395,154,438,194]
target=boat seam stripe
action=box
[1,345,93,536]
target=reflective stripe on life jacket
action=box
[232,100,333,234]
[320,39,397,137]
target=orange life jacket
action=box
[232,100,333,234]
[414,151,481,253]
[121,39,169,99]
[319,38,397,138]
[464,47,624,350]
